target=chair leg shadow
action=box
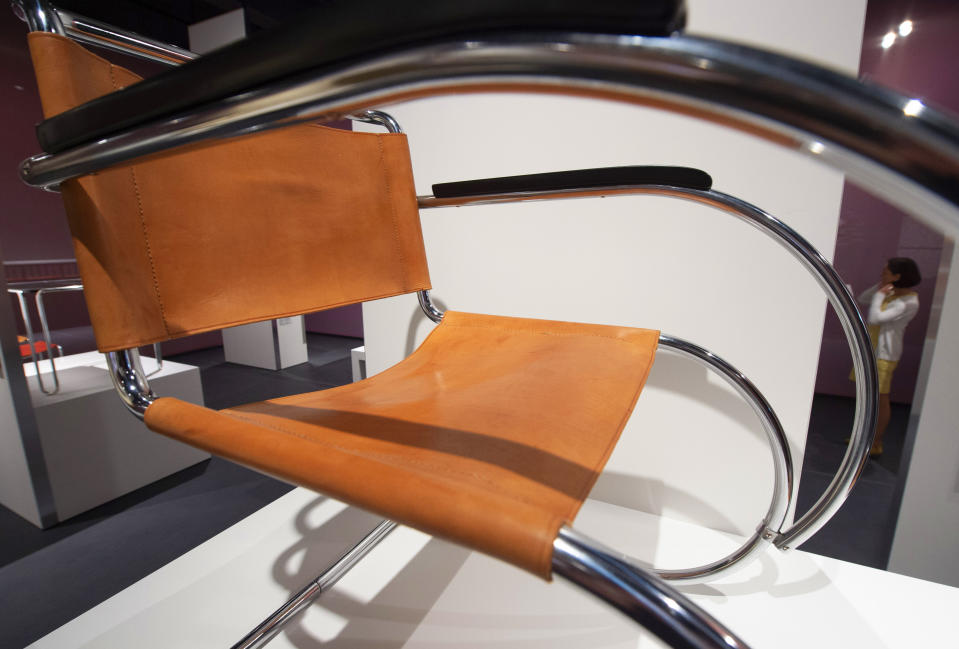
[269,497,471,648]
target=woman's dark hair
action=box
[888,257,922,288]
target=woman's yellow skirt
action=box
[850,358,897,394]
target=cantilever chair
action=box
[15,0,959,647]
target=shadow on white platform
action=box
[13,352,208,525]
[29,489,958,648]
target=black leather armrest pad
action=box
[37,0,687,153]
[431,166,711,198]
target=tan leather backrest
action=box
[28,32,431,352]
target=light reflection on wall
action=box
[815,0,959,403]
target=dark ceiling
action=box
[52,0,317,48]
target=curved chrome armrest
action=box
[419,183,877,553]
[554,526,751,649]
[17,32,959,243]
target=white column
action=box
[888,243,959,587]
[222,317,308,370]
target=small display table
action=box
[3,352,209,524]
[222,317,308,370]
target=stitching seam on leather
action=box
[565,346,657,523]
[94,283,433,351]
[128,167,170,337]
[442,320,655,345]
[377,137,409,291]
[108,64,169,336]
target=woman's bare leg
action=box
[873,393,891,456]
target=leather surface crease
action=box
[28,33,431,353]
[145,312,659,579]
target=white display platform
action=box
[350,345,366,382]
[222,317,309,370]
[21,352,208,522]
[30,488,958,648]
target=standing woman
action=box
[857,257,922,457]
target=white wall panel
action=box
[362,0,866,535]
[888,245,959,587]
[0,372,42,526]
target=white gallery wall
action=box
[0,368,42,526]
[888,244,959,587]
[361,0,867,546]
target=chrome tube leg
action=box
[553,527,751,649]
[146,342,163,376]
[105,348,155,418]
[12,289,51,395]
[34,289,61,394]
[11,0,64,34]
[417,290,444,323]
[19,34,959,241]
[232,519,397,649]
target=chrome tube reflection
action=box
[105,348,155,419]
[17,33,959,241]
[58,9,196,65]
[9,288,57,394]
[34,283,83,394]
[12,0,194,64]
[12,0,63,35]
[553,526,751,649]
[417,290,445,323]
[347,110,403,134]
[656,334,791,582]
[419,184,877,552]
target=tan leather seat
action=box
[28,31,661,580]
[16,4,897,646]
[146,311,658,578]
[17,9,781,647]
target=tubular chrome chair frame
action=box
[9,279,163,394]
[8,280,80,394]
[16,0,956,647]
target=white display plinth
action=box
[222,317,308,370]
[350,345,366,382]
[20,352,208,522]
[28,488,958,648]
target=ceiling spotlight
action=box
[903,99,924,117]
[899,20,913,37]
[881,31,897,49]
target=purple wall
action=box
[305,307,363,339]
[1,10,73,263]
[815,0,959,403]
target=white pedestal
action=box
[350,345,366,382]
[18,352,209,523]
[222,317,308,370]
[28,489,959,648]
